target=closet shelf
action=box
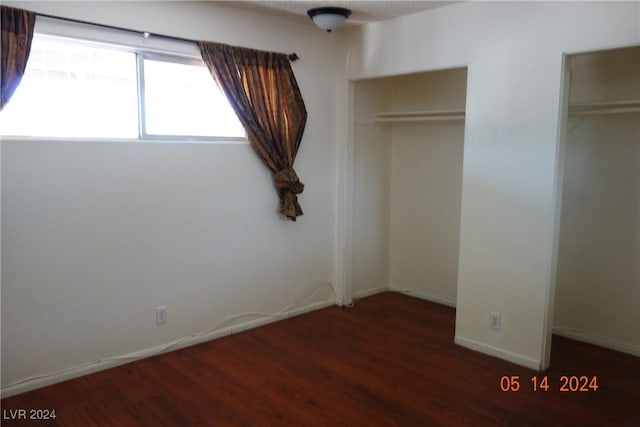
[568,100,640,116]
[372,109,465,123]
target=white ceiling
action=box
[219,1,459,26]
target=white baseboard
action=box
[553,327,640,358]
[1,298,336,399]
[454,335,542,371]
[352,286,388,300]
[1,356,134,400]
[388,286,456,308]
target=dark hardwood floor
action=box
[2,292,639,426]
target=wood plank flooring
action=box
[2,292,639,426]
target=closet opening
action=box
[553,45,640,360]
[348,67,468,312]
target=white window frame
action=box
[135,51,246,142]
[1,16,247,143]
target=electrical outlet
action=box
[490,312,501,331]
[155,306,167,325]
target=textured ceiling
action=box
[218,1,459,26]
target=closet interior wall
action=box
[351,68,467,306]
[351,79,392,297]
[554,46,640,356]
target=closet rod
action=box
[34,11,300,61]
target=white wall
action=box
[351,79,391,297]
[1,1,343,395]
[389,124,464,305]
[554,47,640,355]
[343,1,640,369]
[388,69,466,306]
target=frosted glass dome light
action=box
[307,7,352,32]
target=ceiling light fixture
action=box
[307,7,352,32]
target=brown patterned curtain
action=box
[1,5,36,111]
[198,41,307,221]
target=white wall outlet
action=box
[155,306,167,325]
[490,311,501,331]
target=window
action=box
[0,33,245,141]
[141,55,245,138]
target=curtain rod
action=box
[34,11,300,61]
